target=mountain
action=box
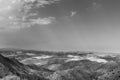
[0,54,48,80]
[0,48,120,80]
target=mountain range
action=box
[0,48,120,80]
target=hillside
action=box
[0,49,120,80]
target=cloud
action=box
[32,0,60,7]
[86,1,102,12]
[0,17,55,31]
[21,0,60,12]
[0,0,60,31]
[70,11,77,17]
[92,2,102,10]
[23,0,60,4]
[30,17,55,25]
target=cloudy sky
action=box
[0,0,120,52]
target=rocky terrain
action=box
[0,49,120,80]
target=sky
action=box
[0,0,120,52]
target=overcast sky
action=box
[0,0,120,52]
